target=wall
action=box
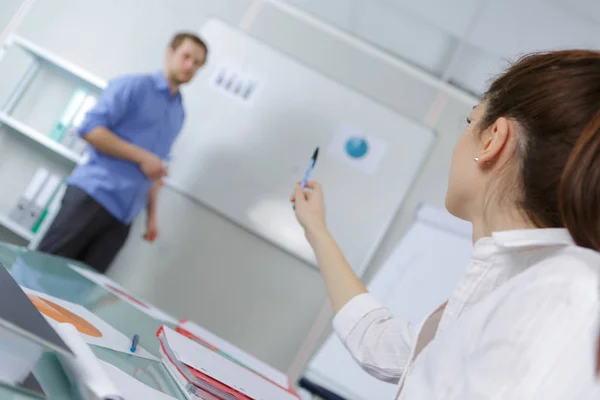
[0,0,24,37]
[0,0,477,372]
[282,0,600,94]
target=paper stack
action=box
[157,326,299,400]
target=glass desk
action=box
[0,243,185,400]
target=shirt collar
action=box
[470,228,574,261]
[491,228,574,249]
[438,227,576,336]
[152,70,181,99]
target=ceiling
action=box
[281,0,600,95]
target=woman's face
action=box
[445,102,488,221]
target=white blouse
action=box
[333,229,600,399]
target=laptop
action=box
[0,263,73,398]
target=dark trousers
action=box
[37,185,131,274]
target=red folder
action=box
[176,319,300,399]
[157,326,251,400]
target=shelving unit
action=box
[0,35,107,248]
[0,112,85,164]
[8,35,107,90]
[0,214,35,242]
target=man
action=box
[38,32,208,273]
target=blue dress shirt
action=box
[68,71,185,224]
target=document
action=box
[23,288,156,360]
[69,264,179,325]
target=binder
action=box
[157,326,299,400]
[70,136,90,158]
[62,94,97,154]
[158,327,250,400]
[159,346,222,400]
[27,174,61,233]
[48,87,88,142]
[176,320,293,392]
[9,168,50,227]
[31,182,66,240]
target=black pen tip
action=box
[312,147,319,160]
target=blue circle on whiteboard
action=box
[345,137,369,159]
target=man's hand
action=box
[143,216,159,242]
[83,128,168,181]
[139,153,168,181]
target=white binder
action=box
[9,168,50,227]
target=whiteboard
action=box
[303,205,473,400]
[168,19,436,274]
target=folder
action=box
[158,327,251,400]
[159,342,231,400]
[28,174,62,233]
[70,136,90,158]
[157,326,299,400]
[62,94,97,154]
[48,87,88,142]
[176,320,293,392]
[9,168,50,227]
[31,182,66,239]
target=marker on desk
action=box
[130,334,139,353]
[294,147,319,209]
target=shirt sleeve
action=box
[332,293,416,383]
[446,271,598,400]
[78,76,137,137]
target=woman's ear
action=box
[478,117,511,165]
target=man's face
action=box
[165,38,206,85]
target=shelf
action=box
[10,35,107,91]
[0,214,34,242]
[0,112,85,165]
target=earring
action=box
[473,157,479,163]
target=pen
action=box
[301,147,319,189]
[130,334,139,352]
[294,147,319,210]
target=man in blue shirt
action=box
[38,32,208,273]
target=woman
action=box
[292,50,600,398]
